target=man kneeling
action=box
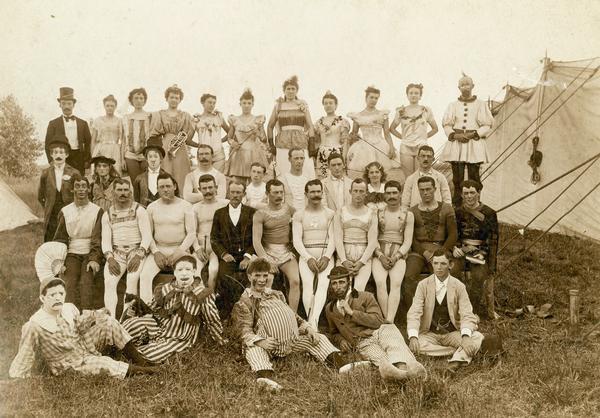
[325,266,426,381]
[10,277,157,379]
[407,249,484,374]
[232,258,354,392]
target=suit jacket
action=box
[44,116,92,164]
[210,204,256,260]
[407,274,478,335]
[325,289,384,346]
[322,175,352,212]
[133,168,170,207]
[38,164,80,231]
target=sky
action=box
[1,0,600,155]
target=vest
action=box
[62,202,101,254]
[430,295,457,334]
[107,202,141,248]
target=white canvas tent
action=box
[0,177,38,231]
[482,57,600,242]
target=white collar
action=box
[148,167,160,174]
[54,163,66,171]
[419,169,434,176]
[435,275,448,289]
[229,204,241,212]
[30,304,77,333]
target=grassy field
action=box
[1,179,599,417]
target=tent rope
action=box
[482,64,600,182]
[481,60,599,178]
[497,153,600,254]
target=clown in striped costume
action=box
[122,255,225,363]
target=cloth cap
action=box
[39,277,66,296]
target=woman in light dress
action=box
[149,85,196,193]
[267,75,316,178]
[346,86,401,181]
[389,83,438,178]
[123,88,152,181]
[193,93,230,173]
[225,89,269,184]
[91,94,125,174]
[313,91,350,179]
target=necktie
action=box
[64,115,75,122]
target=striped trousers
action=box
[245,333,338,372]
[356,324,416,367]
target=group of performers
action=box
[10,75,502,391]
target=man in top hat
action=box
[440,75,494,205]
[133,135,173,207]
[9,276,158,379]
[90,155,118,211]
[407,249,484,374]
[45,87,92,174]
[325,266,426,382]
[52,173,104,310]
[39,136,80,242]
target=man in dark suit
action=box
[38,136,80,241]
[133,136,175,207]
[210,180,256,318]
[44,87,91,174]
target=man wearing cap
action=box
[210,181,256,319]
[9,276,158,379]
[39,136,80,242]
[138,172,196,304]
[325,266,426,382]
[407,249,484,374]
[401,145,452,210]
[101,178,152,318]
[453,180,499,319]
[232,257,356,392]
[133,135,171,207]
[440,75,494,205]
[45,87,92,174]
[182,144,227,203]
[52,173,103,310]
[121,254,225,363]
[90,155,118,211]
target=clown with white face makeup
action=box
[121,254,226,363]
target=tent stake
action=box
[569,289,580,336]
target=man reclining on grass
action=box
[232,258,364,392]
[325,266,427,382]
[9,277,158,379]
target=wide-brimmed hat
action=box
[91,155,116,166]
[328,266,352,280]
[46,134,71,153]
[142,135,166,158]
[57,87,77,103]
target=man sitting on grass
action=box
[407,249,483,374]
[325,266,426,382]
[232,258,359,392]
[10,277,158,379]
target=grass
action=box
[1,187,600,416]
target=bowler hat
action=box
[328,266,352,280]
[57,87,77,103]
[47,134,71,153]
[91,155,116,166]
[142,135,166,158]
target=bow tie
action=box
[63,115,75,122]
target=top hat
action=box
[142,135,166,158]
[46,134,71,153]
[57,87,77,103]
[90,155,116,166]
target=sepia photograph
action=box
[1,0,599,416]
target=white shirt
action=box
[147,168,160,195]
[63,116,78,150]
[330,176,345,210]
[53,163,65,192]
[228,204,241,225]
[282,172,308,211]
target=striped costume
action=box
[10,303,130,379]
[232,288,338,372]
[122,279,224,363]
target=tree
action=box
[0,95,43,178]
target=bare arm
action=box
[389,109,402,140]
[252,211,268,258]
[266,104,278,148]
